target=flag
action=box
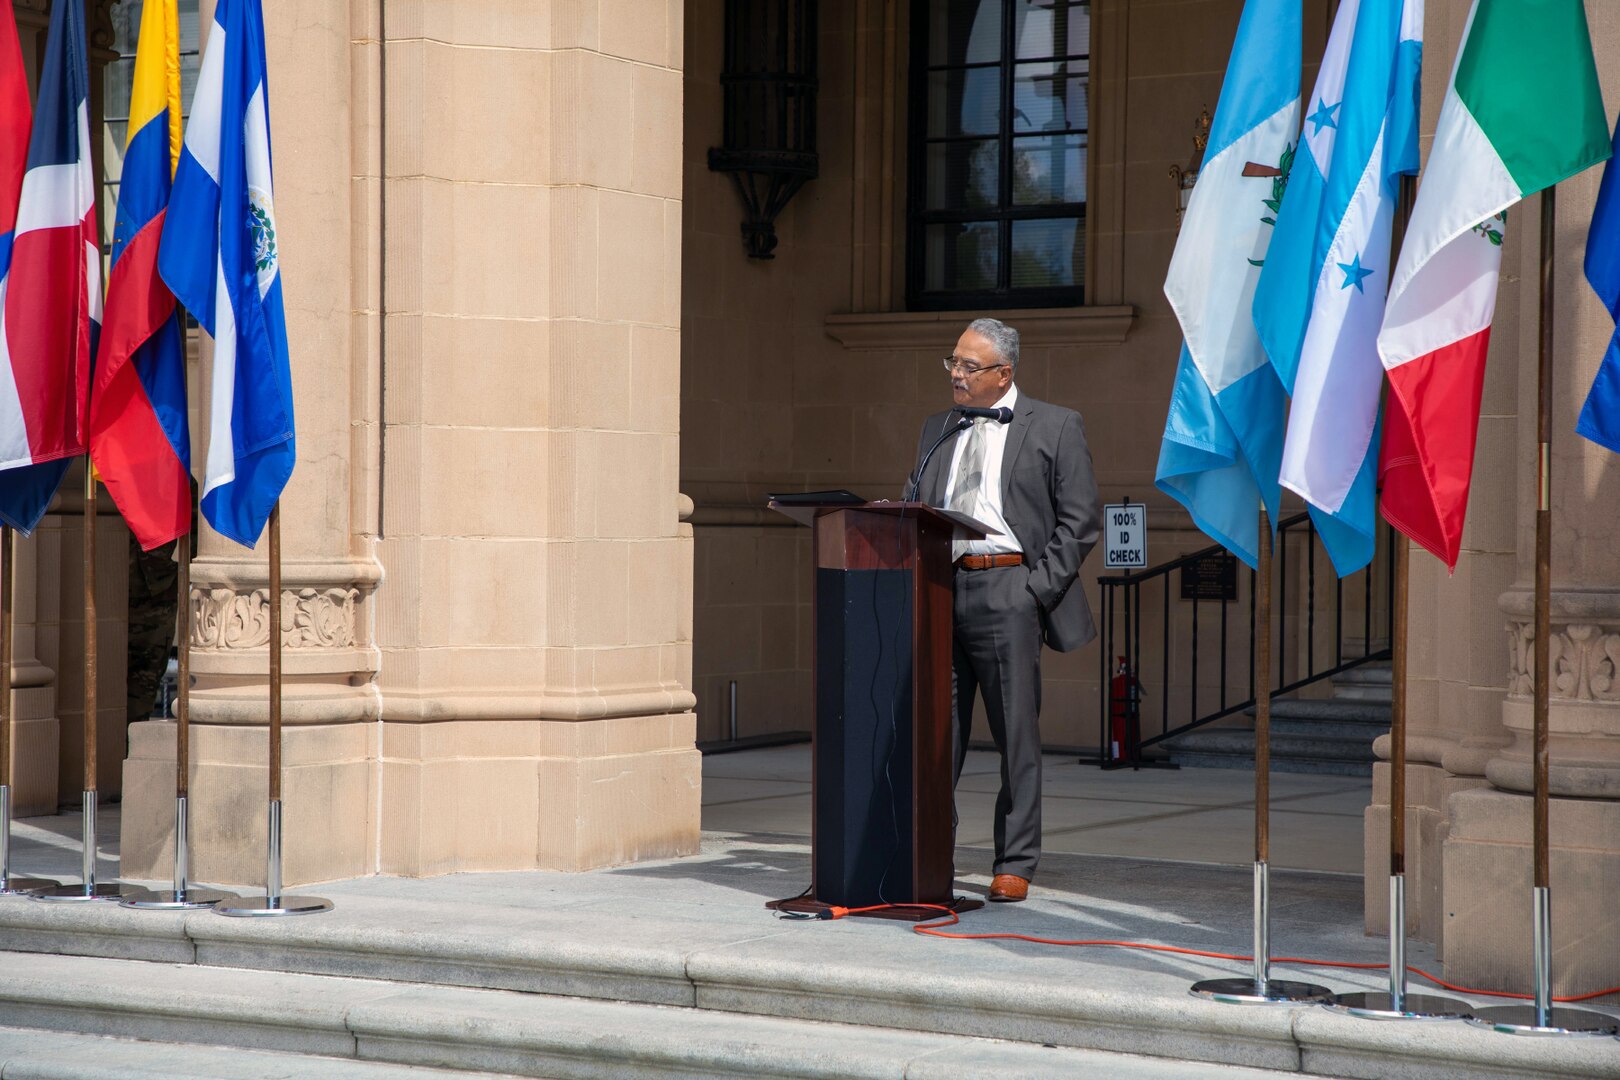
[1156,0,1300,568]
[1253,0,1422,576]
[1576,118,1620,454]
[1377,0,1609,569]
[0,0,97,533]
[160,0,294,548]
[89,0,189,551]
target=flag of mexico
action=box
[1376,0,1609,569]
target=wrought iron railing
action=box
[1096,513,1394,768]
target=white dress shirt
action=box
[941,383,1022,556]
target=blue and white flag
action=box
[1577,117,1620,454]
[1253,0,1422,575]
[158,0,293,548]
[1157,0,1300,568]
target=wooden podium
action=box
[767,499,986,917]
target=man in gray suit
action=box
[908,318,1102,902]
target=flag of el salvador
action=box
[160,0,295,548]
[1576,118,1620,454]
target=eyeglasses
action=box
[942,357,1007,377]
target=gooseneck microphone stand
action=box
[905,412,971,502]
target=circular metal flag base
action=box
[213,894,333,918]
[30,882,131,902]
[1324,991,1472,1021]
[0,877,60,896]
[1465,1005,1620,1037]
[1191,977,1334,1005]
[121,886,240,911]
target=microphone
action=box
[958,406,1014,423]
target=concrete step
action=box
[3,886,1617,1080]
[1330,662,1393,702]
[1164,729,1376,777]
[0,951,1298,1080]
[0,1027,531,1080]
[1266,696,1390,723]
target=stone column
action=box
[121,0,383,886]
[370,2,697,874]
[1436,1,1620,996]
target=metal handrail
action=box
[1098,513,1394,769]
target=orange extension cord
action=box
[810,904,1620,1004]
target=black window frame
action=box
[906,0,1090,312]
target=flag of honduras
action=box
[160,0,294,548]
[1157,0,1299,569]
[89,0,190,551]
[1253,0,1422,576]
[0,0,98,533]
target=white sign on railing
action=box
[1103,503,1147,569]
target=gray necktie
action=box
[949,418,988,559]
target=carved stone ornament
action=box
[192,587,359,650]
[1506,620,1620,704]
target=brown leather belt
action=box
[956,552,1024,570]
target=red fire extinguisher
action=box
[1109,656,1142,762]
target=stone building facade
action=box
[0,0,1612,996]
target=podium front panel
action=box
[813,568,914,906]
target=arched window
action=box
[908,0,1089,310]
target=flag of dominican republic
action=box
[1253,0,1422,576]
[160,0,294,548]
[89,0,189,551]
[1156,0,1299,569]
[0,0,98,533]
[1576,118,1620,455]
[1377,0,1609,569]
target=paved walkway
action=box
[704,743,1371,875]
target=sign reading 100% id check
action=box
[1103,502,1147,569]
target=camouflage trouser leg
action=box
[128,535,180,724]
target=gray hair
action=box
[966,317,1019,370]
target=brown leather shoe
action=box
[988,874,1029,902]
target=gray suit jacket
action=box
[910,392,1102,652]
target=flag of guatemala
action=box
[0,0,99,534]
[1254,0,1422,576]
[159,0,295,548]
[1577,118,1620,454]
[1157,0,1300,569]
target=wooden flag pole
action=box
[124,495,236,910]
[1466,187,1617,1038]
[1325,177,1468,1022]
[215,503,330,917]
[0,526,57,894]
[1192,510,1331,1004]
[36,467,122,900]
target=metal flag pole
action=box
[35,468,123,900]
[216,504,330,917]
[1328,535,1469,1019]
[1192,510,1332,1004]
[1466,188,1617,1037]
[0,525,59,895]
[125,499,237,910]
